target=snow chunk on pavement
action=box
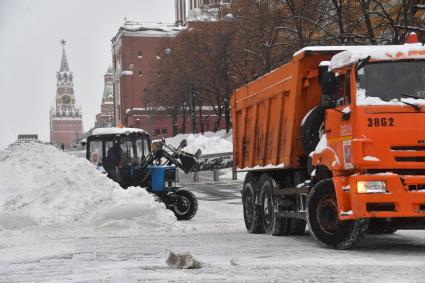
[0,142,176,230]
[166,251,202,269]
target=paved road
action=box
[178,169,243,203]
[2,170,425,282]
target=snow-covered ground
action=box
[1,138,425,282]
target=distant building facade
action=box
[49,41,83,149]
[95,65,114,128]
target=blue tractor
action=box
[86,128,200,220]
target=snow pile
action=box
[166,130,232,155]
[0,142,176,230]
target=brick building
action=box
[95,65,114,128]
[50,41,83,149]
[111,21,226,138]
[111,22,182,128]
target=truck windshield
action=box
[357,60,425,104]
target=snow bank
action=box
[166,130,232,155]
[0,142,176,230]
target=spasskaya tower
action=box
[49,40,83,149]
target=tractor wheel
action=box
[173,189,198,220]
[242,175,264,233]
[260,174,291,236]
[301,106,325,154]
[307,179,368,249]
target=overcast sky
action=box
[0,0,174,148]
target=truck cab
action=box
[312,42,425,223]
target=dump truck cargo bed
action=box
[231,51,337,171]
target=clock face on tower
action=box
[61,94,72,106]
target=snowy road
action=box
[1,170,425,282]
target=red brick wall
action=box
[113,35,168,125]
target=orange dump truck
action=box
[231,34,425,249]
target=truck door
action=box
[325,71,353,171]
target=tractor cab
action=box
[86,128,151,187]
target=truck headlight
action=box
[357,181,386,193]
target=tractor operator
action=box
[106,139,124,182]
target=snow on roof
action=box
[91,127,148,136]
[293,43,425,70]
[319,61,331,66]
[329,43,425,70]
[118,21,185,37]
[186,8,219,22]
[293,46,349,57]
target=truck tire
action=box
[307,179,368,249]
[260,174,291,236]
[242,176,264,233]
[173,189,198,220]
[301,106,325,154]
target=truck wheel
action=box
[242,177,264,233]
[173,190,198,220]
[301,106,325,154]
[307,179,368,249]
[260,174,291,236]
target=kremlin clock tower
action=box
[49,40,83,149]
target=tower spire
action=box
[60,39,69,72]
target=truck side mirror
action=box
[318,63,337,109]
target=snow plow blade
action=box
[192,152,233,172]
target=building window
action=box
[154,129,161,135]
[156,53,161,60]
[157,71,161,76]
[138,51,143,59]
[162,129,167,134]
[138,70,143,77]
